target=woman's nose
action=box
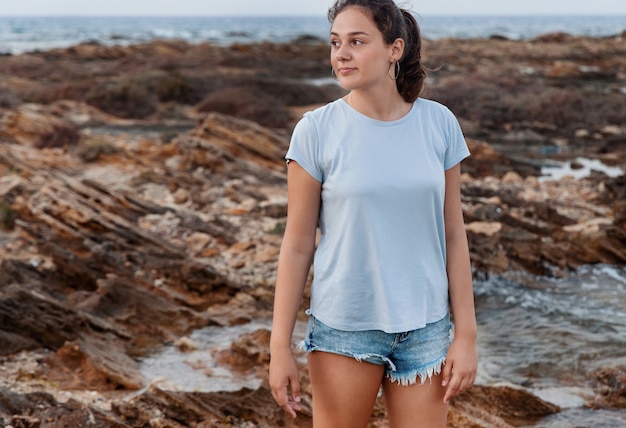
[335,45,349,61]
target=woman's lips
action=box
[339,67,356,75]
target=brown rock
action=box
[532,32,574,43]
[206,293,258,326]
[463,139,540,178]
[112,385,312,427]
[0,34,625,428]
[190,112,289,172]
[0,284,93,355]
[213,329,271,373]
[45,334,145,390]
[546,61,582,78]
[449,385,560,426]
[0,105,80,148]
[466,221,503,237]
[0,388,121,428]
[589,366,626,409]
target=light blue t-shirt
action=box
[286,98,470,333]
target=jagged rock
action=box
[0,387,123,428]
[0,284,98,355]
[213,329,271,374]
[449,385,560,427]
[189,112,289,172]
[0,105,79,148]
[112,385,312,428]
[463,139,540,178]
[589,366,626,409]
[45,335,145,390]
[0,34,624,428]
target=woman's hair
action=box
[328,0,426,102]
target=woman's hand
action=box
[441,334,478,403]
[269,348,302,418]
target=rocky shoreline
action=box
[0,32,625,427]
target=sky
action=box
[1,0,626,16]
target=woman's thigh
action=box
[308,351,385,428]
[382,373,448,428]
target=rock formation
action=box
[0,33,625,426]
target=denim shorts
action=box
[300,312,452,386]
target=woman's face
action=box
[330,7,395,92]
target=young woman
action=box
[269,1,477,426]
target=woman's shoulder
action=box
[292,99,346,134]
[417,97,455,115]
[291,99,343,139]
[415,98,461,125]
[303,98,345,119]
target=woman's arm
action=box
[441,163,478,403]
[269,161,321,418]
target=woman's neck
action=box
[343,89,412,122]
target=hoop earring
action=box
[388,61,400,80]
[331,67,338,80]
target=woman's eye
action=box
[330,40,340,47]
[352,40,363,46]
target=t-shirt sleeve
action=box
[443,109,470,170]
[285,114,323,182]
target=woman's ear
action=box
[390,37,405,62]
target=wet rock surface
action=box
[0,33,625,426]
[589,365,626,409]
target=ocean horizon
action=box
[1,14,625,55]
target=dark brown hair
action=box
[328,0,426,102]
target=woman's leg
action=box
[307,351,385,428]
[381,373,448,428]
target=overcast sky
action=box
[1,0,625,16]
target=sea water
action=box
[0,15,625,54]
[475,264,626,426]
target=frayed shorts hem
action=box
[386,354,447,386]
[299,313,451,386]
